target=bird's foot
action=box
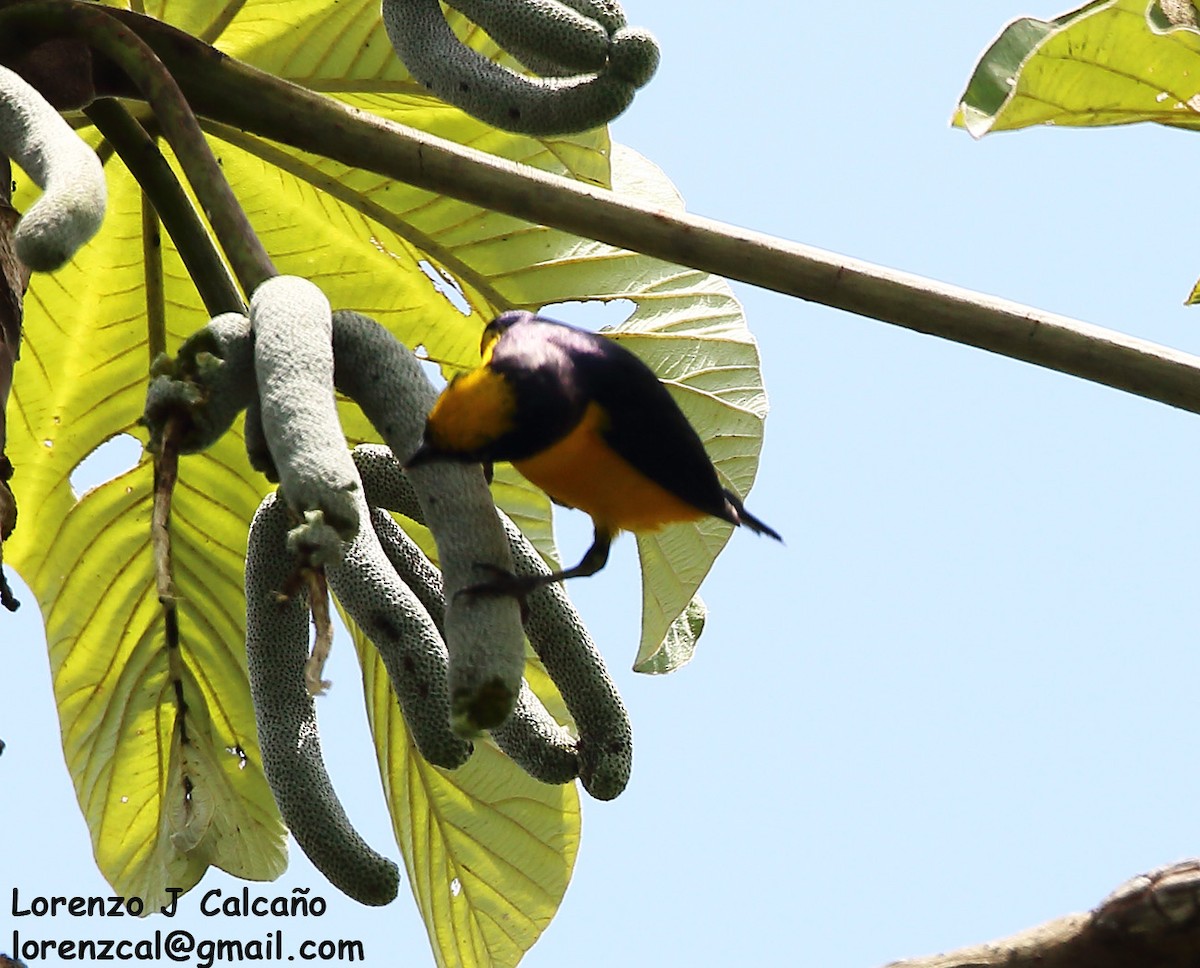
[456,563,545,622]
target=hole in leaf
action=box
[413,344,448,392]
[450,878,462,897]
[70,434,142,499]
[418,260,471,316]
[540,299,636,332]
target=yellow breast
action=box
[513,402,705,533]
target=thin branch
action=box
[302,568,333,696]
[76,6,1200,417]
[141,191,166,362]
[85,98,244,317]
[0,0,275,292]
[151,413,187,738]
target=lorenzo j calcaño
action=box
[406,310,781,596]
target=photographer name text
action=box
[11,887,328,919]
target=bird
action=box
[406,309,781,597]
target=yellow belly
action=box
[513,403,704,533]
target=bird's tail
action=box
[723,489,783,542]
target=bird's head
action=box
[404,364,518,471]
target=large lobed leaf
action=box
[9,156,286,906]
[349,604,580,968]
[8,0,770,963]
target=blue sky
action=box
[8,2,1200,966]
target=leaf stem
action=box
[93,8,1200,415]
[141,193,166,362]
[85,99,244,317]
[0,0,274,293]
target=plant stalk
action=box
[6,5,1199,414]
[85,99,244,317]
[78,7,1200,416]
[0,1,274,293]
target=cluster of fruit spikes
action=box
[382,0,660,134]
[0,1,653,906]
[144,298,633,906]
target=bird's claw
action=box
[456,563,536,622]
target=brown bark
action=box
[887,861,1200,968]
[0,153,27,610]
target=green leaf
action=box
[955,0,1200,138]
[634,595,706,676]
[605,148,767,672]
[955,0,1200,299]
[350,611,579,968]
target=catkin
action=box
[0,64,106,271]
[447,0,610,72]
[559,0,628,34]
[366,499,580,784]
[327,484,473,769]
[353,444,423,517]
[498,513,632,800]
[332,311,525,734]
[251,276,360,547]
[245,493,400,905]
[608,26,660,87]
[382,0,636,135]
[367,504,445,631]
[352,430,627,796]
[490,681,581,784]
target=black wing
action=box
[573,329,736,524]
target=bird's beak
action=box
[404,442,438,470]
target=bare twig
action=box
[302,569,333,696]
[151,413,186,734]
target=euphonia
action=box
[406,310,781,596]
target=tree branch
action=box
[0,153,25,612]
[56,5,1200,418]
[885,860,1200,968]
[0,0,275,292]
